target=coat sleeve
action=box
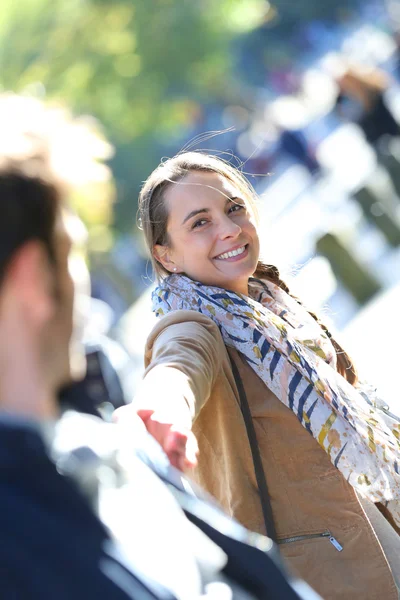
[139,310,227,422]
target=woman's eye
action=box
[228,203,245,214]
[192,218,208,229]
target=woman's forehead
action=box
[165,170,240,205]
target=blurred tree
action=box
[0,0,270,231]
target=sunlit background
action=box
[3,0,400,406]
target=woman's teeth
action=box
[217,245,246,260]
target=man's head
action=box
[0,163,77,392]
[0,95,89,415]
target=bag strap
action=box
[228,351,278,544]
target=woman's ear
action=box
[153,244,180,273]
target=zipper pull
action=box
[329,536,343,552]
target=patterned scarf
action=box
[152,274,400,525]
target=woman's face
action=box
[154,170,260,295]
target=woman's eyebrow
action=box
[181,197,241,225]
[182,207,210,225]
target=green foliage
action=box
[0,0,266,139]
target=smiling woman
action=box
[120,151,400,600]
[152,171,260,295]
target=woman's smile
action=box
[214,243,249,261]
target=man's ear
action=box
[7,241,55,327]
[153,244,181,273]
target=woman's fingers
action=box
[140,415,198,471]
[165,428,199,470]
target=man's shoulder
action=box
[0,414,162,600]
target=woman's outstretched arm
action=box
[115,311,224,471]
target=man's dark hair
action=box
[0,168,61,287]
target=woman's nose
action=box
[218,215,241,240]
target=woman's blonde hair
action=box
[138,151,357,385]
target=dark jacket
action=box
[0,421,173,600]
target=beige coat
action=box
[144,310,398,600]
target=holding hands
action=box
[113,403,198,472]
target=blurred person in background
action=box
[334,64,400,147]
[0,93,318,600]
[278,128,321,176]
[118,151,400,600]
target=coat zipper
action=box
[278,530,343,552]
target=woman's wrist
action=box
[135,366,193,429]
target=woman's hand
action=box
[113,405,198,472]
[138,408,198,471]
